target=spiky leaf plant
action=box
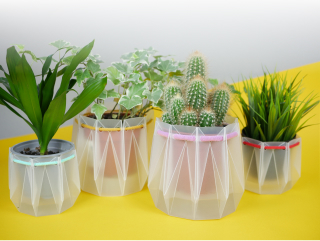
[235,71,319,142]
[0,40,106,154]
[211,84,231,126]
[180,108,198,126]
[170,94,185,125]
[199,109,216,127]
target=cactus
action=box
[186,52,206,83]
[179,108,198,126]
[160,51,232,128]
[186,76,207,111]
[211,84,230,126]
[164,82,182,109]
[170,94,185,125]
[199,109,216,127]
[161,111,173,125]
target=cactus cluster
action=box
[161,51,231,127]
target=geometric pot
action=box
[242,136,301,194]
[9,139,80,217]
[72,114,148,196]
[148,116,245,220]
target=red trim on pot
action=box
[243,141,300,149]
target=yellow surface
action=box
[0,63,319,240]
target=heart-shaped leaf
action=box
[127,82,148,98]
[119,95,142,110]
[143,88,163,103]
[62,55,74,65]
[123,73,141,83]
[49,40,70,49]
[112,62,133,74]
[105,66,123,85]
[106,89,120,98]
[97,90,107,99]
[120,52,134,61]
[87,59,101,73]
[158,60,178,72]
[91,103,108,120]
[144,70,163,81]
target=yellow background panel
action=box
[0,63,319,240]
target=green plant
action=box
[180,108,197,126]
[235,71,319,142]
[71,46,185,120]
[160,51,232,127]
[0,40,106,154]
[199,109,216,127]
[211,84,231,126]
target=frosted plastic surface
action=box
[242,136,302,194]
[148,117,244,220]
[8,141,80,217]
[72,115,148,196]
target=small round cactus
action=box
[199,109,216,127]
[186,52,207,83]
[211,85,230,126]
[186,77,207,111]
[180,109,198,126]
[161,112,173,125]
[170,94,185,125]
[164,82,182,109]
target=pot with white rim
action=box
[72,112,150,196]
[9,139,80,217]
[148,116,245,220]
[242,135,301,194]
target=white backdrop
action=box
[1,0,320,139]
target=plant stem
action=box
[110,102,118,115]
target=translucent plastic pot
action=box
[242,136,301,194]
[148,116,244,220]
[72,114,148,196]
[9,139,80,217]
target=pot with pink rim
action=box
[148,116,245,220]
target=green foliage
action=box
[170,95,185,125]
[199,109,216,127]
[186,77,207,111]
[235,71,319,142]
[186,54,206,83]
[180,109,197,126]
[211,87,230,126]
[161,111,173,125]
[0,40,106,154]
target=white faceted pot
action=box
[72,114,148,196]
[148,116,245,220]
[242,136,301,194]
[9,139,80,217]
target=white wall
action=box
[1,0,320,139]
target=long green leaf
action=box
[0,87,23,109]
[15,55,42,132]
[5,46,20,98]
[62,76,107,123]
[41,92,66,154]
[55,40,94,97]
[41,63,59,115]
[42,54,53,81]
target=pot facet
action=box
[9,139,80,216]
[242,136,301,194]
[72,114,148,196]
[148,116,245,220]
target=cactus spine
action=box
[199,109,216,127]
[180,108,198,126]
[186,76,207,111]
[170,94,185,125]
[186,53,206,83]
[211,85,230,126]
[161,112,173,125]
[164,82,182,109]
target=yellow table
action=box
[0,63,319,240]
